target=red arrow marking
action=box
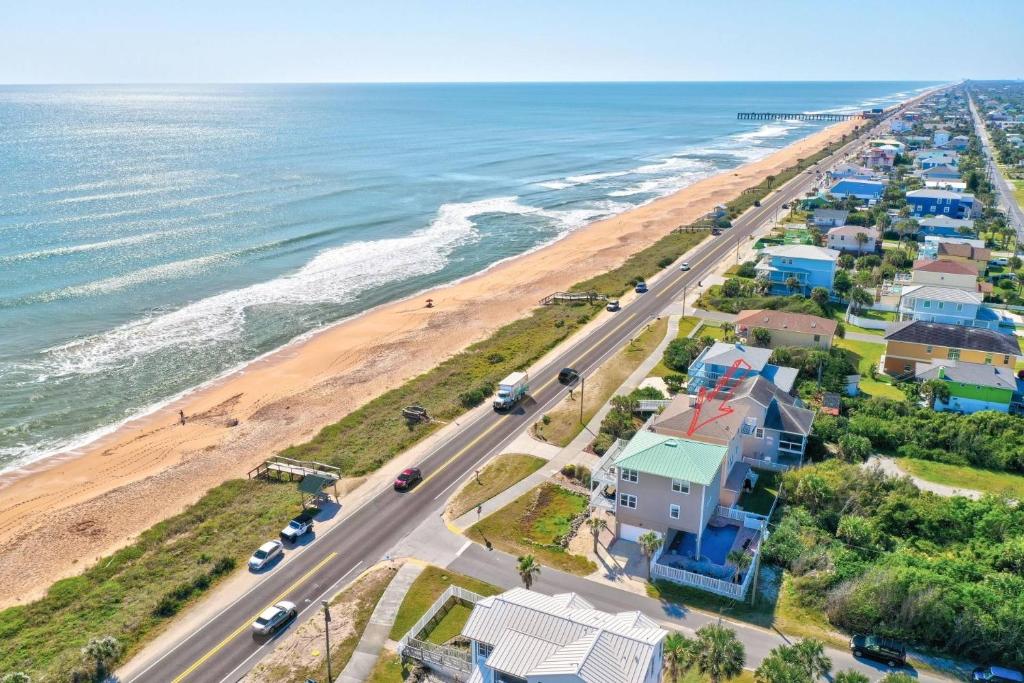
[687,358,753,437]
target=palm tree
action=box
[792,638,832,681]
[855,231,870,254]
[586,516,607,552]
[785,276,802,295]
[82,635,122,680]
[516,554,540,590]
[637,531,663,578]
[662,632,696,683]
[835,671,870,683]
[754,649,804,683]
[919,378,950,408]
[693,624,746,683]
[766,174,776,189]
[726,549,752,582]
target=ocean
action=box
[0,81,938,472]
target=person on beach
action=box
[178,409,186,426]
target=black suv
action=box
[851,634,906,667]
[558,367,579,384]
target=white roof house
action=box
[463,588,667,683]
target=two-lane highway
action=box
[969,94,1024,241]
[126,117,885,683]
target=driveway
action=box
[865,456,982,500]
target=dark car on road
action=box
[711,228,722,236]
[394,467,422,491]
[851,634,906,667]
[558,367,579,384]
[634,281,648,293]
[974,667,1024,683]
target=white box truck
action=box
[493,372,529,411]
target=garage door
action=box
[618,523,649,543]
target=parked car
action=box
[781,203,789,209]
[711,228,722,236]
[634,281,648,293]
[973,667,1024,683]
[606,299,620,312]
[251,601,297,636]
[851,634,906,667]
[558,367,579,384]
[394,467,422,491]
[990,257,1010,267]
[280,510,316,544]
[248,540,283,571]
[679,262,691,271]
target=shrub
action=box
[459,384,493,409]
[838,434,872,462]
[561,464,577,478]
[658,256,674,268]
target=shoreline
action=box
[0,117,862,606]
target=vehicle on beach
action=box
[679,262,691,271]
[558,367,579,384]
[251,601,297,636]
[973,667,1023,683]
[493,372,529,411]
[634,281,648,293]
[280,510,316,543]
[606,299,620,312]
[850,634,906,667]
[248,540,283,571]
[394,467,422,490]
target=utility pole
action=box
[322,600,332,682]
[579,374,585,426]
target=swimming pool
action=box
[678,524,739,565]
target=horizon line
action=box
[0,78,978,87]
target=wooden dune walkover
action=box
[737,112,865,121]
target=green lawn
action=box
[739,469,780,517]
[829,307,887,336]
[649,316,704,378]
[425,603,473,645]
[899,458,1024,499]
[448,453,546,518]
[534,317,667,446]
[389,566,500,640]
[835,337,907,401]
[366,652,405,682]
[467,483,596,575]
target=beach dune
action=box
[0,119,859,606]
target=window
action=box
[923,301,930,308]
[478,643,494,658]
[814,334,821,342]
[985,353,993,365]
[621,468,638,483]
[755,428,765,439]
[956,304,963,312]
[1004,355,1011,365]
[925,345,933,353]
[669,504,681,520]
[671,479,690,494]
[619,493,637,509]
[947,348,960,360]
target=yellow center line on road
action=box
[171,551,338,683]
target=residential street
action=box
[449,543,954,682]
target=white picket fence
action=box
[715,505,768,530]
[741,456,793,472]
[650,561,754,600]
[397,584,484,674]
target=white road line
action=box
[456,541,472,557]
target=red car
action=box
[394,467,422,491]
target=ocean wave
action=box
[0,231,172,263]
[731,121,806,142]
[538,169,630,190]
[27,196,549,378]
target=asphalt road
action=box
[125,117,887,683]
[450,544,951,682]
[970,95,1024,240]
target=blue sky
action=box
[3,0,1022,83]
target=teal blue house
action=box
[755,245,840,296]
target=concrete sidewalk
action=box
[450,313,682,531]
[335,562,424,683]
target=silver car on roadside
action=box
[251,601,297,636]
[248,540,283,571]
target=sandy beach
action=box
[0,118,860,606]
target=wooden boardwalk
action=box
[737,112,864,122]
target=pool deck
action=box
[657,516,761,575]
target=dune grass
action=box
[466,483,596,575]
[448,453,547,519]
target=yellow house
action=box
[735,309,837,349]
[882,320,1021,376]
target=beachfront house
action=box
[915,361,1024,415]
[918,164,961,182]
[828,178,885,202]
[896,285,986,327]
[915,150,959,169]
[686,341,798,394]
[811,208,849,229]
[881,320,1021,377]
[591,376,812,598]
[461,589,666,683]
[755,244,839,296]
[917,215,975,238]
[735,309,837,349]
[827,163,876,181]
[906,189,978,219]
[934,241,991,274]
[825,225,879,254]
